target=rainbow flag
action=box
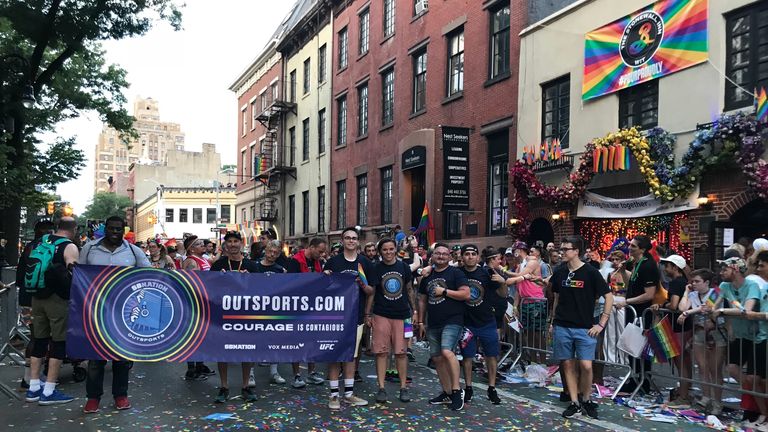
[357,262,369,286]
[412,201,435,246]
[647,315,681,363]
[705,287,719,307]
[756,87,768,122]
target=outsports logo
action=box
[82,267,209,361]
[426,278,448,305]
[619,11,664,67]
[466,279,484,307]
[381,271,404,301]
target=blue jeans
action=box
[552,326,597,361]
[427,324,463,358]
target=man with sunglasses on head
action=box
[549,236,613,420]
[323,227,374,409]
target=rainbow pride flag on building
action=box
[412,201,435,246]
[756,87,768,123]
[646,315,681,363]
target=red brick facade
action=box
[330,0,525,246]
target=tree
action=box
[82,192,133,221]
[0,0,182,264]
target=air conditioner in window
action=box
[415,0,428,15]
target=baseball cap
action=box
[504,247,514,255]
[451,244,462,252]
[460,244,479,254]
[659,254,686,270]
[716,257,748,274]
[223,231,242,241]
[512,240,528,251]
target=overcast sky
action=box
[55,0,296,213]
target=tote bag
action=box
[617,318,648,358]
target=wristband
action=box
[596,323,604,329]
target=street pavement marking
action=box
[414,363,639,432]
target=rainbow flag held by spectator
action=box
[647,315,681,363]
[357,262,368,286]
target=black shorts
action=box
[754,341,767,378]
[728,338,765,376]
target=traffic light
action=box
[47,201,54,214]
[62,205,73,216]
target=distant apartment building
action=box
[94,97,185,192]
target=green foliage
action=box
[82,192,133,221]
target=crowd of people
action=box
[12,216,768,427]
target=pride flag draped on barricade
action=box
[67,265,359,363]
[645,315,681,363]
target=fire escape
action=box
[253,80,296,222]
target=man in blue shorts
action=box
[549,236,613,420]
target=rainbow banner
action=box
[646,315,682,363]
[756,87,768,122]
[582,0,708,100]
[67,266,359,362]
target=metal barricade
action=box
[0,266,23,399]
[629,307,768,406]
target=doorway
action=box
[409,166,425,230]
[527,217,554,245]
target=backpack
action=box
[23,234,71,297]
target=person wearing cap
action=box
[449,245,462,267]
[458,244,504,405]
[209,231,260,403]
[712,256,766,428]
[483,247,510,334]
[181,235,216,381]
[653,254,693,408]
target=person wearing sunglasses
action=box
[548,236,613,420]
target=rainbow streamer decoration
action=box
[756,87,768,123]
[646,315,682,363]
[582,0,708,100]
[592,145,629,173]
[357,262,369,286]
[412,201,435,246]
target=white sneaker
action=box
[248,369,256,387]
[292,375,307,389]
[757,420,768,432]
[271,373,286,384]
[307,371,325,385]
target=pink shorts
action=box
[371,315,408,355]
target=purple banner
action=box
[67,265,359,362]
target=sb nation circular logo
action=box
[619,11,664,67]
[82,267,209,361]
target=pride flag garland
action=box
[645,315,682,363]
[521,139,564,166]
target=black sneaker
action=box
[196,364,216,376]
[463,386,473,402]
[214,387,229,403]
[488,387,501,405]
[241,387,258,403]
[354,370,363,383]
[427,358,435,369]
[185,369,207,381]
[407,348,415,362]
[429,391,451,405]
[559,391,570,402]
[581,400,598,419]
[449,390,464,411]
[18,379,29,392]
[562,402,582,418]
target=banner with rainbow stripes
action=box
[582,0,708,100]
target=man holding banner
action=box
[209,231,260,403]
[323,227,374,409]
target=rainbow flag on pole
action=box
[412,201,435,246]
[646,315,681,363]
[756,87,768,122]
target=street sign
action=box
[210,227,219,232]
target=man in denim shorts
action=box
[417,243,470,411]
[549,236,613,420]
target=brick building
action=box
[330,0,526,246]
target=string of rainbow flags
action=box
[520,138,630,173]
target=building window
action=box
[725,3,768,110]
[251,99,258,129]
[180,208,188,223]
[447,29,464,96]
[337,96,347,147]
[302,191,310,233]
[240,208,246,224]
[271,82,279,101]
[338,27,349,69]
[337,180,347,229]
[381,68,395,126]
[383,0,395,38]
[489,3,510,79]
[358,84,368,136]
[413,50,427,113]
[541,75,570,148]
[488,131,509,235]
[302,118,310,161]
[359,8,370,55]
[165,208,174,223]
[193,208,202,224]
[357,174,368,226]
[206,208,217,224]
[241,108,247,136]
[414,0,428,16]
[251,205,256,221]
[381,166,393,224]
[241,150,247,180]
[318,108,326,154]
[445,211,462,239]
[303,58,311,94]
[289,126,296,166]
[220,205,231,223]
[289,69,297,102]
[288,195,296,237]
[318,44,327,83]
[619,80,659,130]
[318,186,326,233]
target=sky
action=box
[55,0,296,213]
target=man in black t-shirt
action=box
[367,238,413,403]
[209,231,259,404]
[549,236,612,420]
[459,244,504,405]
[322,227,374,409]
[417,243,470,411]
